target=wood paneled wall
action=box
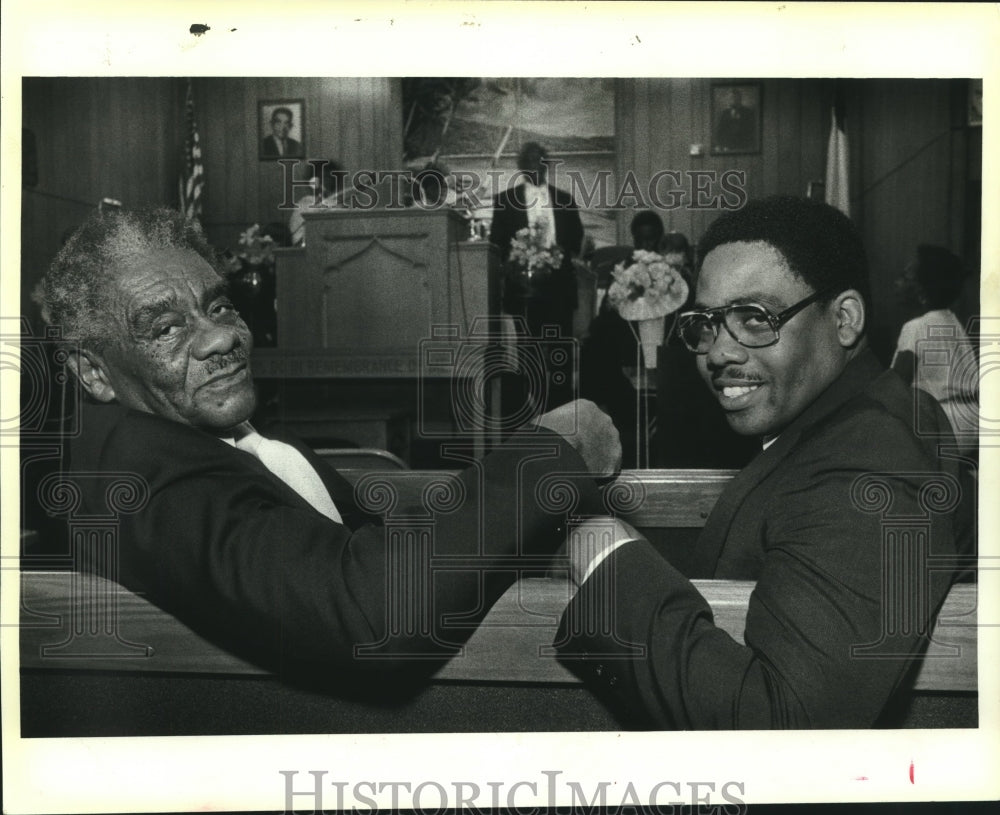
[851,79,976,361]
[20,77,184,326]
[193,77,402,250]
[19,77,402,326]
[615,78,828,245]
[615,77,975,363]
[21,77,975,364]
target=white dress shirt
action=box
[225,424,343,523]
[522,180,556,248]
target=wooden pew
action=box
[19,572,977,692]
[18,470,978,734]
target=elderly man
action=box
[43,207,620,675]
[556,196,973,728]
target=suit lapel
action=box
[76,402,361,527]
[692,350,886,576]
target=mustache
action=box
[710,369,763,384]
[203,347,249,377]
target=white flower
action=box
[607,250,689,321]
[237,223,276,265]
[509,226,563,276]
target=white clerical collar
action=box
[762,435,779,450]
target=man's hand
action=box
[564,516,642,586]
[535,399,622,479]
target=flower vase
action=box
[238,263,265,297]
[637,316,665,369]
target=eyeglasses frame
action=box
[677,286,840,354]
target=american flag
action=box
[179,79,204,221]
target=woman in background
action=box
[892,244,978,456]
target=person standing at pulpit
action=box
[490,141,584,412]
[410,160,462,209]
[490,141,584,336]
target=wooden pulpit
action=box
[256,208,500,378]
[252,208,503,460]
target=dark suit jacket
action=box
[261,135,302,158]
[557,350,973,728]
[714,104,757,151]
[67,401,601,677]
[489,183,584,263]
[490,183,584,335]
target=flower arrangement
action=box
[508,225,563,278]
[236,224,276,266]
[607,250,689,321]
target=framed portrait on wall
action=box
[259,99,305,160]
[710,82,762,155]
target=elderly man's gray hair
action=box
[43,208,221,350]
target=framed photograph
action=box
[710,81,762,155]
[258,98,305,160]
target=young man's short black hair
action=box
[698,195,871,315]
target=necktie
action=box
[235,429,343,523]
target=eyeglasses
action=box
[677,287,837,354]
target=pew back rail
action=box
[19,572,977,693]
[19,469,978,735]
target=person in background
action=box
[288,160,346,246]
[490,141,584,336]
[491,141,584,413]
[409,160,460,208]
[892,244,978,457]
[580,212,679,466]
[631,209,666,253]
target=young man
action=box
[556,196,973,729]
